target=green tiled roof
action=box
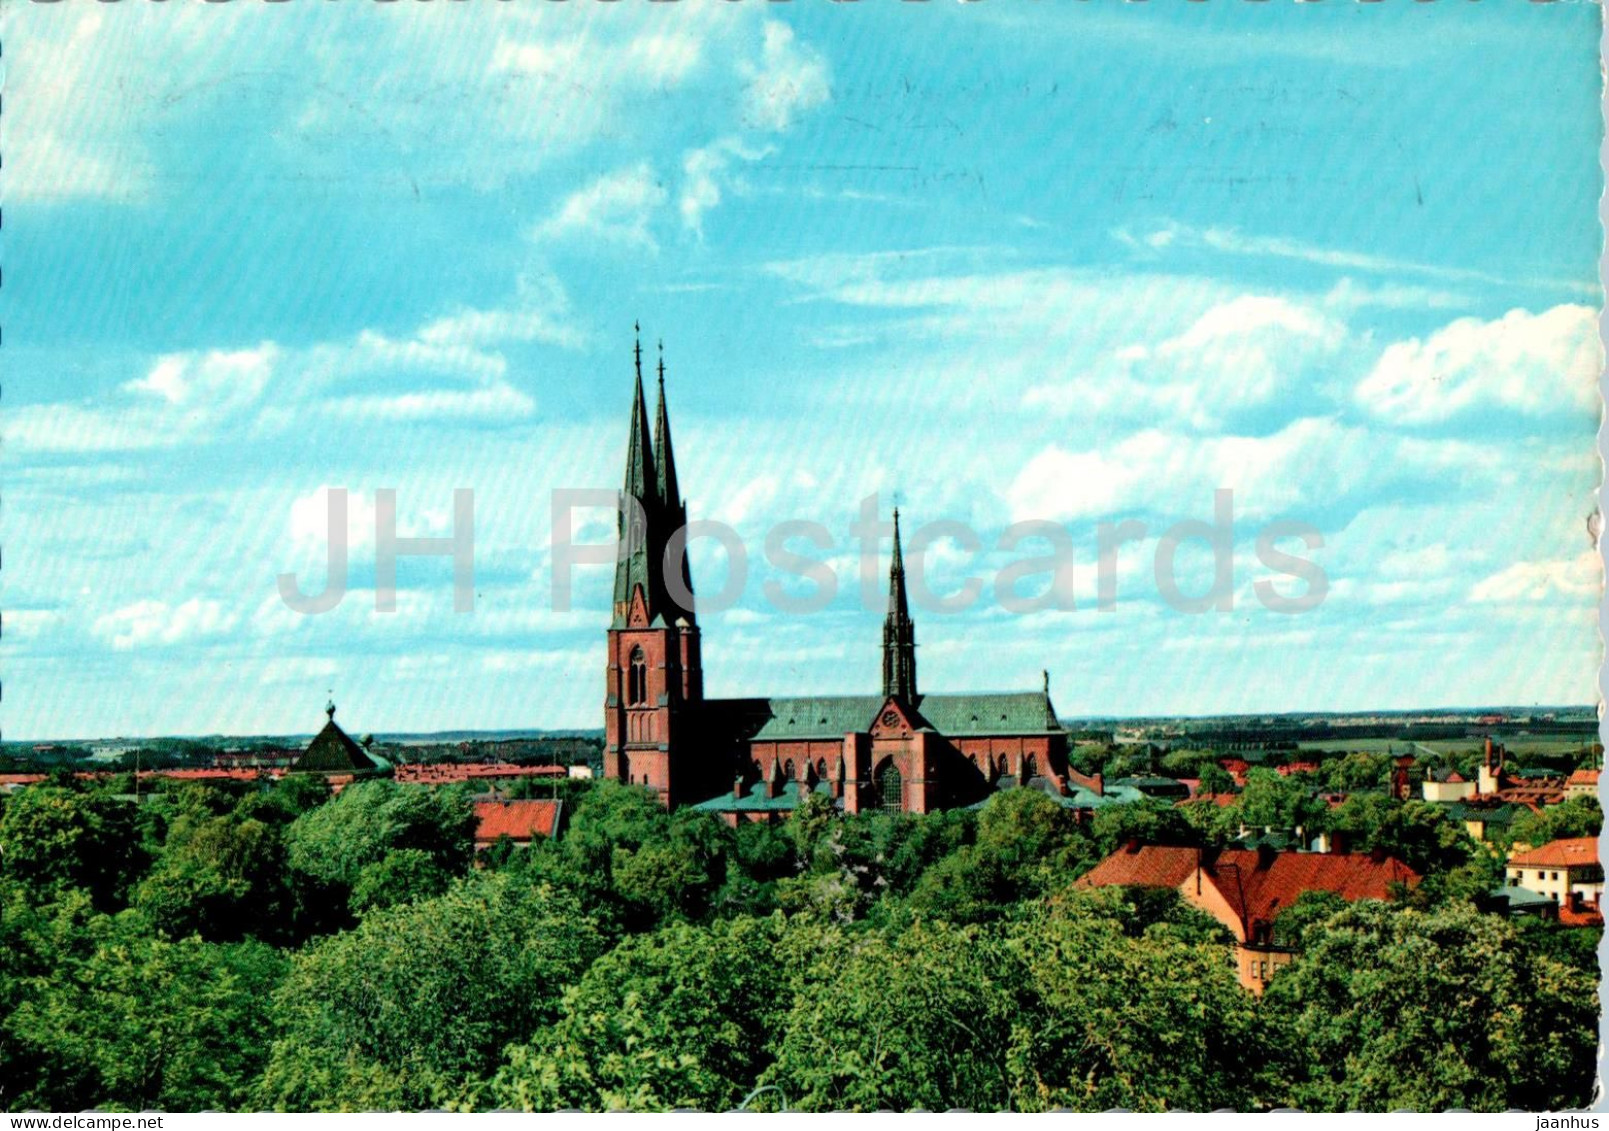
[690,779,834,813]
[967,781,1147,811]
[1489,885,1555,912]
[720,691,1064,741]
[1236,830,1299,851]
[293,720,388,774]
[1439,801,1517,826]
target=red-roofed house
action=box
[1275,762,1320,777]
[1504,838,1603,926]
[1076,843,1420,993]
[395,763,568,786]
[1566,769,1599,799]
[1422,767,1475,804]
[473,799,564,850]
[1219,758,1250,785]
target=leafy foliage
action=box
[257,872,606,1110]
[1261,901,1599,1111]
[0,774,1599,1113]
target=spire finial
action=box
[1043,669,1050,694]
[325,691,335,721]
[657,339,665,384]
[634,322,643,376]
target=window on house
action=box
[628,647,647,707]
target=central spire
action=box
[654,340,695,624]
[882,508,917,702]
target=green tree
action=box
[1196,762,1237,795]
[258,872,606,1110]
[905,790,1083,923]
[1261,900,1598,1111]
[281,779,475,931]
[1325,752,1388,792]
[1327,795,1475,877]
[0,786,141,908]
[485,916,789,1111]
[1237,767,1326,835]
[1505,795,1602,850]
[557,780,734,928]
[4,902,285,1111]
[134,810,292,941]
[1004,889,1261,1111]
[348,847,452,914]
[1089,795,1199,858]
[762,919,1018,1111]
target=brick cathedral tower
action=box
[603,331,704,805]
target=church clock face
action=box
[881,710,900,728]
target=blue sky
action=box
[3,0,1602,739]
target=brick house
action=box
[1075,842,1420,993]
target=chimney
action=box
[1329,829,1350,856]
[765,760,782,800]
[1256,843,1278,870]
[733,775,743,801]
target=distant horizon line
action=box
[7,703,1599,747]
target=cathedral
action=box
[603,335,1094,822]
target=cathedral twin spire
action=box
[614,324,696,629]
[616,325,914,700]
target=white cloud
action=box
[5,12,156,203]
[126,345,278,409]
[417,273,584,350]
[93,598,240,650]
[740,21,830,132]
[1006,417,1475,526]
[7,276,578,455]
[532,163,669,252]
[1118,221,1596,296]
[1024,294,1349,430]
[1470,551,1600,604]
[11,344,279,454]
[1355,304,1600,425]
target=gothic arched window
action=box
[628,646,648,707]
[876,761,903,814]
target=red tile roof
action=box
[396,762,567,784]
[1077,842,1202,890]
[474,799,562,844]
[1076,844,1420,936]
[1508,837,1600,869]
[1558,902,1604,929]
[1567,769,1599,787]
[1276,762,1321,776]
